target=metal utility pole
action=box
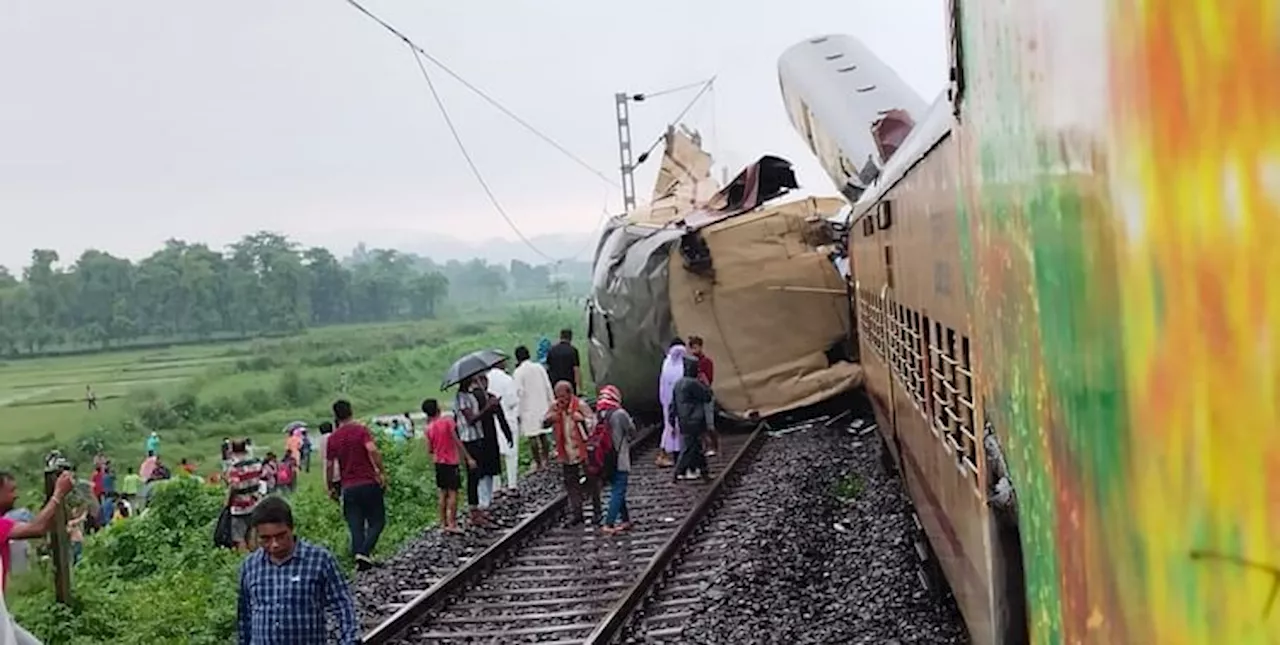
[43,466,72,605]
[613,92,638,214]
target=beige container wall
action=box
[668,196,864,417]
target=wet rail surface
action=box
[363,424,766,644]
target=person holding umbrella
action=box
[454,373,512,528]
[443,349,512,529]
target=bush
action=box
[13,446,436,644]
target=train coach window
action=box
[909,310,926,415]
[947,0,967,115]
[957,335,979,480]
[928,321,952,442]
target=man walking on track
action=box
[326,400,387,572]
[237,497,358,645]
[545,381,601,527]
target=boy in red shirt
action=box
[423,399,473,534]
[688,335,720,456]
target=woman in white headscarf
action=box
[656,340,687,467]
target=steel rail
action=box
[584,421,768,644]
[361,426,659,645]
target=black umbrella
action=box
[441,349,507,391]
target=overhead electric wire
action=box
[406,45,557,263]
[344,0,618,189]
[631,78,715,101]
[636,76,717,164]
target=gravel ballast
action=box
[679,418,970,644]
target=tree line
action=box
[0,231,583,357]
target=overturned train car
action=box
[587,131,862,418]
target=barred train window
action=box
[927,323,980,486]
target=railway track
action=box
[363,422,768,644]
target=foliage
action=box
[6,307,589,644]
[0,234,451,357]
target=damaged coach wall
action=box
[668,197,861,418]
[587,219,685,414]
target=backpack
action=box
[584,411,617,479]
[277,460,294,486]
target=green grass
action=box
[0,304,586,498]
[0,346,234,457]
[5,304,588,644]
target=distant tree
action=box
[0,233,464,356]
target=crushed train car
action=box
[587,127,862,418]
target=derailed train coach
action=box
[783,5,1280,645]
[587,128,862,418]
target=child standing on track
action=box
[424,398,473,535]
[596,385,635,536]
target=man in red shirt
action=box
[0,470,74,589]
[325,399,387,571]
[687,336,720,456]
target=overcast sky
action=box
[0,0,946,271]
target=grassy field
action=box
[6,304,591,644]
[0,304,585,487]
[0,345,236,457]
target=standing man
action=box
[224,440,264,552]
[512,346,554,471]
[145,431,160,456]
[237,496,358,645]
[326,400,387,572]
[687,335,719,457]
[85,385,97,411]
[486,359,521,496]
[0,469,74,643]
[672,355,715,482]
[546,328,581,395]
[544,381,601,527]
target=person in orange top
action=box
[286,430,303,463]
[543,381,600,527]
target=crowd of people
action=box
[0,327,720,644]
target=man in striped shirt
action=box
[224,440,264,551]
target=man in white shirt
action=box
[511,345,555,472]
[486,360,521,494]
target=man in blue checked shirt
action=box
[237,496,358,644]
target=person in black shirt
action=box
[545,328,581,394]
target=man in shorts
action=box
[224,440,264,551]
[424,399,473,534]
